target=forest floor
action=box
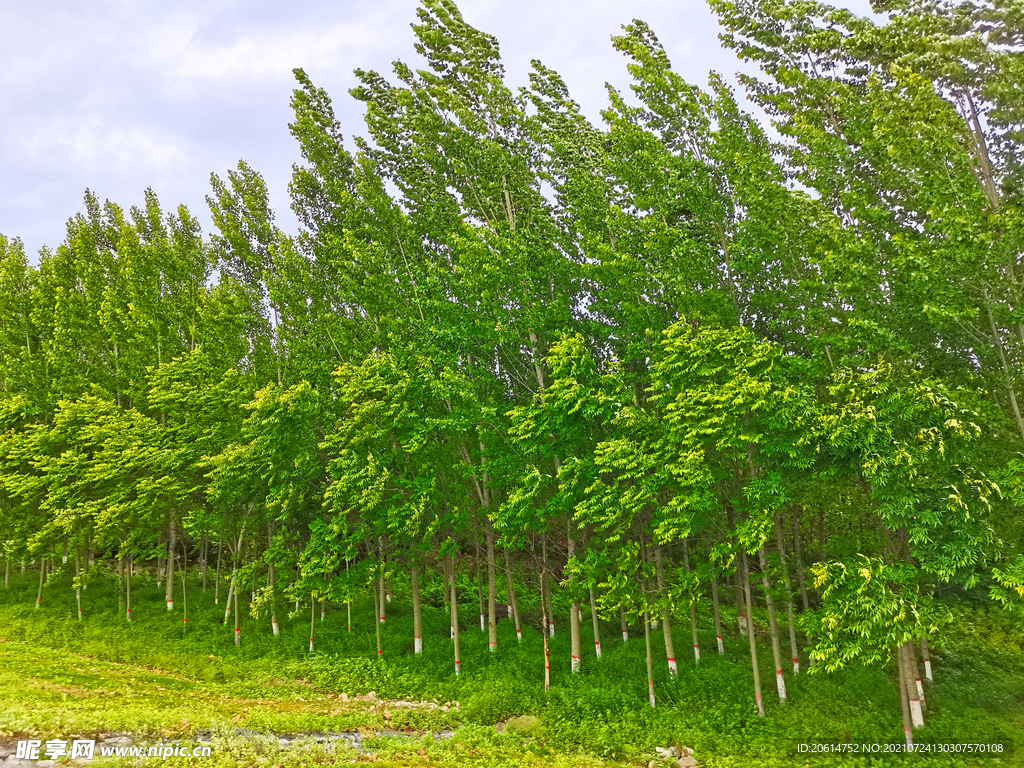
[0,570,1021,767]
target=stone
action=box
[656,746,676,760]
[504,715,543,736]
[340,692,349,702]
[678,755,698,768]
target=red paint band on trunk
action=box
[414,635,421,639]
[595,641,600,645]
[792,658,798,663]
[694,644,699,648]
[454,660,460,664]
[923,658,930,662]
[183,618,187,622]
[571,655,579,659]
[776,670,784,674]
[666,657,676,662]
[489,642,496,646]
[716,635,722,639]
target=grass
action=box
[0,564,1021,767]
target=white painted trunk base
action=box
[167,600,173,611]
[776,670,787,701]
[309,638,314,652]
[516,629,522,642]
[717,635,724,654]
[667,658,678,675]
[272,621,279,636]
[923,659,932,681]
[479,614,485,631]
[648,682,656,708]
[595,641,602,658]
[904,728,913,749]
[622,629,628,642]
[693,645,701,663]
[549,622,555,637]
[414,636,423,654]
[792,658,800,674]
[909,698,924,728]
[454,661,460,676]
[571,655,580,673]
[915,678,925,706]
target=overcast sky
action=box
[0,0,864,260]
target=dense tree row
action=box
[1,0,1022,747]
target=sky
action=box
[0,0,863,260]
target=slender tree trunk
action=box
[758,546,787,702]
[620,605,629,642]
[655,542,679,672]
[902,641,924,726]
[4,558,9,589]
[683,540,700,664]
[269,557,280,636]
[449,553,461,676]
[775,517,800,673]
[505,551,522,643]
[310,597,316,653]
[224,565,236,624]
[711,573,725,654]
[75,550,82,620]
[909,641,926,710]
[233,570,241,646]
[373,576,383,659]
[897,645,914,749]
[118,552,124,616]
[741,548,765,716]
[181,547,188,627]
[644,609,656,708]
[569,518,582,672]
[347,558,353,632]
[540,566,550,692]
[201,535,208,592]
[412,560,423,654]
[126,551,132,621]
[729,508,747,636]
[486,524,497,652]
[378,537,387,625]
[215,538,223,605]
[476,539,485,631]
[165,518,176,611]
[920,637,933,681]
[35,558,45,608]
[589,585,602,658]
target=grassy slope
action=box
[0,567,1021,767]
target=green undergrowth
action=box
[1,569,1021,767]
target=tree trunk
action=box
[540,566,550,692]
[920,637,932,681]
[75,550,82,620]
[215,538,223,605]
[655,542,679,672]
[224,566,235,624]
[35,558,45,608]
[269,557,280,636]
[711,573,725,654]
[569,519,581,671]
[165,518,176,611]
[897,645,914,749]
[310,597,316,652]
[126,551,132,621]
[683,540,700,664]
[758,546,787,702]
[180,547,188,627]
[4,557,9,589]
[620,605,628,642]
[412,560,423,654]
[378,537,387,625]
[374,575,383,659]
[505,551,522,643]
[902,641,924,726]
[542,533,554,637]
[589,585,602,659]
[449,553,461,676]
[201,534,208,592]
[644,609,656,708]
[774,516,800,673]
[476,539,485,632]
[233,569,241,646]
[486,525,497,652]
[741,548,765,716]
